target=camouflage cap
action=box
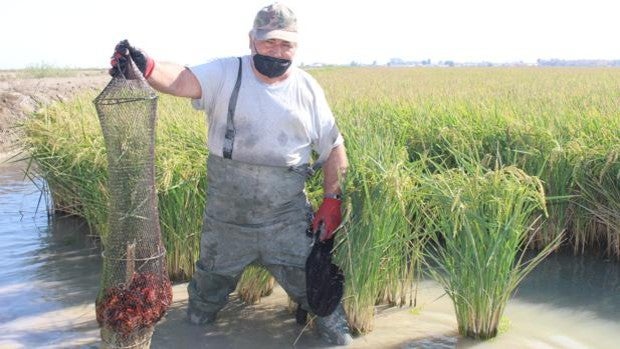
[252,3,298,43]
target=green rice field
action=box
[21,66,620,338]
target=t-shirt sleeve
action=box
[188,59,226,113]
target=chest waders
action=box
[187,58,314,324]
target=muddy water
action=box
[0,159,619,349]
[0,159,102,348]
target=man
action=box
[110,2,351,346]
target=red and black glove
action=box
[312,196,342,241]
[109,39,155,78]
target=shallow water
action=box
[0,160,102,348]
[0,159,619,349]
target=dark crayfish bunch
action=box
[96,272,173,337]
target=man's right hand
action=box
[109,39,155,78]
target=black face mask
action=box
[253,53,292,78]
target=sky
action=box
[1,0,619,69]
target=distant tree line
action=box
[537,59,620,67]
[387,58,432,66]
[306,58,620,68]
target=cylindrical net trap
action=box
[94,59,172,349]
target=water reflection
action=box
[514,248,620,322]
[404,335,458,348]
[0,161,101,348]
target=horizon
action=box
[4,57,620,71]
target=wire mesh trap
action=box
[94,58,172,349]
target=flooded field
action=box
[1,159,619,349]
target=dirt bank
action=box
[0,70,109,156]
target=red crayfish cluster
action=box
[96,272,173,336]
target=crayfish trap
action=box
[94,58,172,349]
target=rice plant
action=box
[235,265,276,304]
[334,101,422,334]
[418,164,562,339]
[574,147,620,257]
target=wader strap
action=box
[223,57,243,159]
[288,163,318,179]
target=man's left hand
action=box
[312,197,342,241]
[109,39,154,78]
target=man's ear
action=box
[248,31,255,52]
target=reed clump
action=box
[418,164,562,339]
[236,265,276,304]
[336,144,420,334]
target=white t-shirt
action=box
[190,55,343,167]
